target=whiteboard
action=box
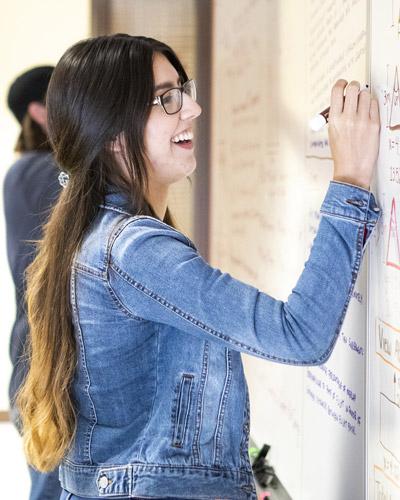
[368,0,400,498]
[209,1,380,498]
[210,1,307,494]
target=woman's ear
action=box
[107,132,131,181]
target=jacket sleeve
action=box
[107,181,380,366]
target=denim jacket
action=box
[59,181,380,499]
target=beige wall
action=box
[0,0,91,411]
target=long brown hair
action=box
[17,34,188,472]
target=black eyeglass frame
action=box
[151,79,197,115]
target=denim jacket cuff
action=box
[321,181,381,223]
[320,181,381,250]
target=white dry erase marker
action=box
[309,84,370,132]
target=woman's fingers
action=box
[357,88,372,120]
[329,79,348,117]
[370,97,380,125]
[342,81,361,116]
[330,80,374,121]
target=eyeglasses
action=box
[151,79,197,115]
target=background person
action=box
[3,65,62,500]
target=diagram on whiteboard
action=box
[373,319,400,498]
[383,65,400,130]
[370,170,400,499]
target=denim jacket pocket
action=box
[171,373,194,448]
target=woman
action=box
[17,34,380,500]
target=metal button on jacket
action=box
[99,475,109,489]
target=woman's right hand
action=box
[328,79,381,190]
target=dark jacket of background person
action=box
[3,151,61,412]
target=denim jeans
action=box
[29,465,61,500]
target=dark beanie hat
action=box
[7,65,54,124]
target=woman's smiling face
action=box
[143,52,202,186]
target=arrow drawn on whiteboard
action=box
[386,197,400,270]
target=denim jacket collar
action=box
[102,189,135,215]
